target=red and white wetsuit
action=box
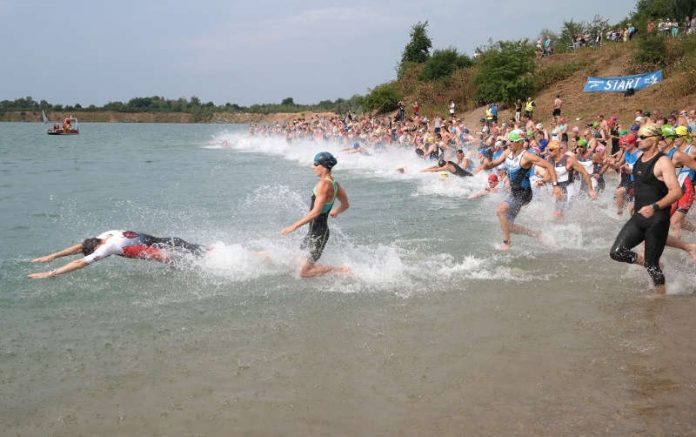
[82,230,170,265]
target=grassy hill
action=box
[397,37,696,130]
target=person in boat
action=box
[28,230,205,278]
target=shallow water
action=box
[1,122,696,435]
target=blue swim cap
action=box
[353,142,360,149]
[313,151,337,169]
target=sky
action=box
[0,0,636,106]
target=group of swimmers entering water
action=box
[30,107,696,294]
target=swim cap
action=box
[624,133,637,144]
[577,139,588,147]
[595,145,606,155]
[488,174,498,183]
[592,122,599,129]
[353,142,360,149]
[620,129,628,136]
[572,126,580,133]
[546,140,561,151]
[507,130,525,143]
[535,123,543,129]
[661,125,677,138]
[675,125,690,137]
[313,151,337,169]
[526,130,535,138]
[637,123,662,139]
[438,159,446,167]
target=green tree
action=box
[558,20,583,52]
[674,0,696,19]
[633,0,674,19]
[400,21,432,66]
[363,82,401,114]
[281,97,295,106]
[634,34,668,66]
[419,47,473,81]
[472,40,536,105]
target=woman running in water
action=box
[28,230,204,278]
[281,152,351,278]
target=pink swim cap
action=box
[595,145,606,154]
[572,126,579,133]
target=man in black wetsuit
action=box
[421,159,473,177]
[609,124,682,295]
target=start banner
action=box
[583,70,662,93]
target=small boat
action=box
[47,116,79,135]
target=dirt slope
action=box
[457,43,695,130]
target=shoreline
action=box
[0,110,337,124]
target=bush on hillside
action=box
[418,48,473,81]
[534,59,590,92]
[363,83,401,114]
[472,40,536,105]
[634,34,668,67]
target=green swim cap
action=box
[661,125,676,138]
[526,130,535,138]
[592,122,599,129]
[507,130,525,143]
[620,129,628,136]
[577,138,588,147]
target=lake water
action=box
[2,122,696,435]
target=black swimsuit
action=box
[610,152,670,286]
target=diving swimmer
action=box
[28,230,205,278]
[280,152,351,278]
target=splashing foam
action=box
[208,131,486,198]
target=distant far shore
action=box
[0,111,336,124]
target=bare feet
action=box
[498,241,511,251]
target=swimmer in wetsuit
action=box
[545,140,597,219]
[482,129,562,251]
[421,159,474,177]
[609,124,683,295]
[28,230,204,279]
[280,152,351,278]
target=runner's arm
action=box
[637,156,682,218]
[674,150,696,172]
[281,180,331,235]
[482,149,509,170]
[526,153,562,198]
[330,184,350,218]
[31,243,83,263]
[570,157,598,199]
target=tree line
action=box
[0,95,366,119]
